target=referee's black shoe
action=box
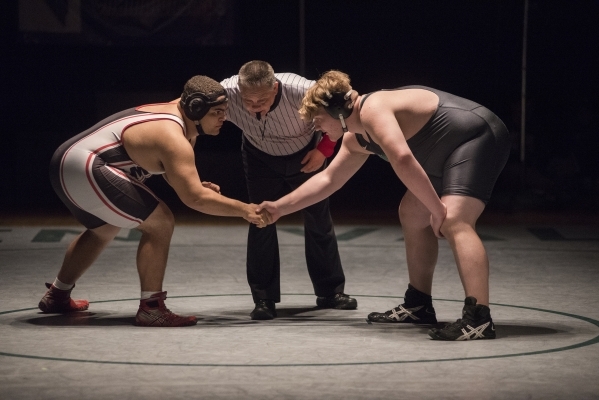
[250,299,276,320]
[316,293,358,310]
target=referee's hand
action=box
[201,181,221,193]
[300,149,326,173]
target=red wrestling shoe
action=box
[135,292,197,327]
[38,283,89,313]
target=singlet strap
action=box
[356,91,388,161]
[355,131,372,148]
[359,92,375,108]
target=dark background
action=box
[2,0,598,221]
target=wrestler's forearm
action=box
[390,156,444,217]
[277,146,367,216]
[178,186,251,218]
[275,172,339,216]
[167,169,250,218]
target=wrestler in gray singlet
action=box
[355,86,511,204]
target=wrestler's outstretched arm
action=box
[360,98,446,237]
[158,123,264,226]
[259,133,370,224]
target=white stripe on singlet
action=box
[221,73,316,156]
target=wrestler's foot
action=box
[428,297,496,341]
[367,303,437,324]
[250,299,276,320]
[135,292,197,327]
[367,284,436,324]
[316,293,358,310]
[38,282,89,313]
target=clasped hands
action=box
[244,201,280,228]
[201,181,277,228]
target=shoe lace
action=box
[163,306,184,319]
[443,318,467,331]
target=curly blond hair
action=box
[299,70,352,121]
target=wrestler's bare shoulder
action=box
[365,89,438,115]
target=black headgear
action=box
[319,89,354,132]
[179,90,228,121]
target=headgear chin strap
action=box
[194,121,207,136]
[180,91,228,135]
[319,89,354,132]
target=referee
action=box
[221,60,357,320]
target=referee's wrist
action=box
[316,134,336,157]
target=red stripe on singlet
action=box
[85,149,143,224]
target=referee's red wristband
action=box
[316,134,336,157]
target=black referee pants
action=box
[242,136,345,303]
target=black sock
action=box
[404,284,433,308]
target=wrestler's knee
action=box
[399,196,430,229]
[138,202,174,236]
[439,216,473,240]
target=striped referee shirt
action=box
[221,73,316,156]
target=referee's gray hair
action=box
[238,60,277,89]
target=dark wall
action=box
[2,0,598,217]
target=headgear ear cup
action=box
[320,90,354,132]
[322,91,353,120]
[188,96,206,119]
[181,92,210,121]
